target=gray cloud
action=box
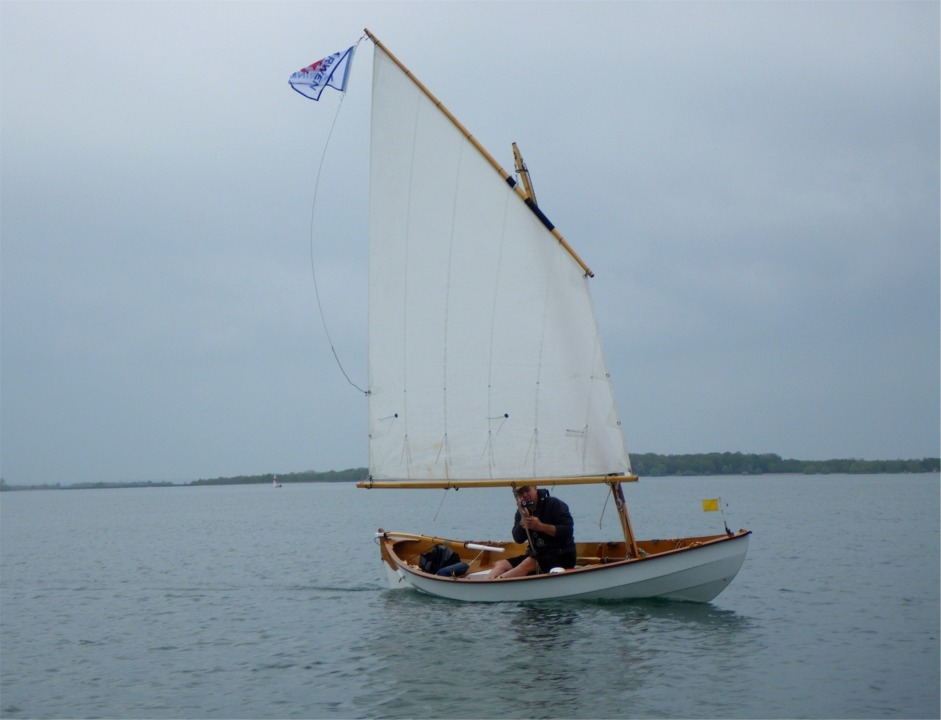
[2,1,937,485]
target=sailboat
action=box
[317,30,750,602]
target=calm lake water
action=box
[1,474,938,719]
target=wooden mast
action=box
[609,480,640,558]
[363,28,594,278]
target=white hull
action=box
[380,531,750,603]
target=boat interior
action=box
[383,533,743,578]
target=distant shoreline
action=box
[2,453,938,491]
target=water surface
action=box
[1,474,938,718]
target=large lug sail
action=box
[366,36,629,482]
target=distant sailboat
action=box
[296,30,750,602]
[273,476,281,488]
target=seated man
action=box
[487,485,575,579]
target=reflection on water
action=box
[511,604,578,647]
[360,591,762,719]
[617,596,751,628]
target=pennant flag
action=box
[289,46,355,101]
[702,498,720,512]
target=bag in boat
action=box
[419,544,467,576]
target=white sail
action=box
[367,45,629,481]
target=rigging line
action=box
[432,487,451,522]
[307,75,367,396]
[598,485,611,530]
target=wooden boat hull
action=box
[377,531,750,603]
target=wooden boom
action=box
[356,474,638,490]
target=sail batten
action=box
[367,37,629,482]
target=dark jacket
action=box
[511,489,576,569]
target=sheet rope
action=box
[306,35,368,395]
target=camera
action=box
[520,499,535,509]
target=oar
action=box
[374,530,505,553]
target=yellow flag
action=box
[702,498,719,512]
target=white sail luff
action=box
[367,44,629,481]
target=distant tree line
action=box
[629,452,940,477]
[187,468,368,486]
[0,469,367,491]
[0,478,176,491]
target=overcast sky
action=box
[2,1,938,486]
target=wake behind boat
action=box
[293,30,750,602]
